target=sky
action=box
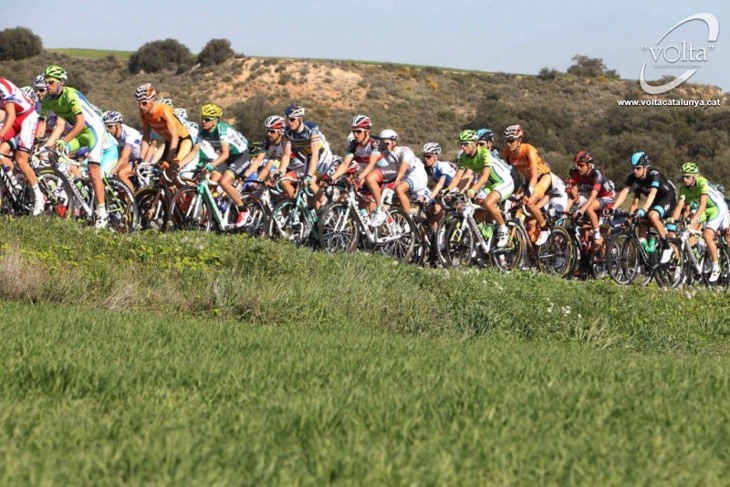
[5,0,729,92]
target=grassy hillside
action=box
[46,48,133,60]
[1,218,730,484]
[1,50,728,185]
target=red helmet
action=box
[350,114,372,130]
[575,150,594,165]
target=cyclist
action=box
[501,124,552,245]
[135,83,192,172]
[197,103,250,226]
[0,77,43,214]
[366,129,416,226]
[246,115,288,181]
[445,129,515,247]
[392,137,428,218]
[612,151,676,264]
[327,115,379,183]
[275,104,333,202]
[476,128,500,155]
[102,110,146,191]
[669,162,729,282]
[566,150,615,245]
[38,66,109,226]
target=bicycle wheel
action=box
[440,213,474,268]
[270,199,309,245]
[105,178,139,233]
[717,245,730,287]
[375,207,417,262]
[170,187,213,231]
[653,238,683,288]
[537,226,575,278]
[36,167,74,219]
[490,220,525,272]
[242,195,269,239]
[70,177,95,222]
[605,234,638,285]
[135,186,172,232]
[318,201,360,253]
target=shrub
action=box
[567,55,620,79]
[537,67,559,81]
[228,94,278,139]
[128,39,193,74]
[198,39,236,66]
[0,27,42,61]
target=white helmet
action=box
[33,75,46,90]
[20,86,37,104]
[378,129,398,141]
[422,142,441,155]
[264,115,286,130]
[174,108,187,119]
[102,110,123,125]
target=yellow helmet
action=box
[201,103,223,119]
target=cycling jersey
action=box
[623,168,675,201]
[112,124,143,159]
[284,120,333,173]
[502,143,550,178]
[140,103,189,142]
[40,86,104,162]
[0,78,34,116]
[346,137,381,167]
[426,160,457,186]
[679,175,725,210]
[566,167,615,198]
[457,146,513,190]
[260,136,286,161]
[197,121,248,156]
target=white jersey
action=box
[379,145,418,172]
[112,124,143,159]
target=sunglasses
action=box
[506,138,518,143]
[288,117,299,122]
[477,141,488,147]
[423,154,436,159]
[267,129,279,134]
[139,100,152,106]
[632,166,644,171]
[460,142,472,146]
[682,175,695,179]
[202,117,217,122]
[576,163,588,167]
[36,88,47,94]
[45,79,58,85]
[352,129,365,134]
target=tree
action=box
[198,39,236,66]
[0,27,42,61]
[128,39,193,74]
[567,55,619,79]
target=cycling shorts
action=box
[161,135,193,164]
[214,151,250,178]
[100,143,119,176]
[3,110,38,153]
[649,193,676,219]
[68,126,103,164]
[477,178,514,203]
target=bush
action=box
[128,39,193,74]
[537,67,559,81]
[228,94,278,139]
[198,39,236,66]
[567,55,620,79]
[0,27,42,61]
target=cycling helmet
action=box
[156,98,173,107]
[504,124,524,140]
[476,128,494,141]
[264,115,286,130]
[201,103,223,118]
[422,142,442,155]
[575,150,594,165]
[284,104,305,118]
[174,108,188,119]
[34,75,46,90]
[350,114,372,129]
[20,86,37,104]
[458,129,478,143]
[134,83,156,102]
[681,162,699,175]
[44,65,67,83]
[102,110,123,125]
[630,151,650,167]
[717,184,726,194]
[378,129,398,141]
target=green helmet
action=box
[44,65,67,83]
[681,162,699,175]
[459,129,478,143]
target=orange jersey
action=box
[502,143,550,179]
[140,103,189,142]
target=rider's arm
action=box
[331,153,353,180]
[692,194,708,225]
[118,144,132,165]
[164,115,179,161]
[358,150,381,181]
[641,188,658,212]
[210,142,229,168]
[579,189,599,214]
[243,152,265,178]
[446,167,465,192]
[62,113,86,144]
[392,160,408,187]
[0,103,15,140]
[470,166,490,194]
[670,198,684,221]
[179,143,200,166]
[277,141,292,176]
[612,186,631,210]
[45,119,66,147]
[306,140,320,178]
[430,175,448,197]
[141,113,151,144]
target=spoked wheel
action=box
[269,199,311,246]
[653,238,684,288]
[242,195,269,239]
[70,177,95,223]
[490,220,525,271]
[318,201,359,253]
[374,206,417,262]
[440,213,474,268]
[105,178,139,233]
[537,226,575,278]
[135,187,173,232]
[36,167,74,219]
[170,187,213,231]
[606,234,639,285]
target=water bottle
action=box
[218,198,229,214]
[646,236,656,253]
[477,222,493,240]
[359,208,370,225]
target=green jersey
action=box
[679,175,723,210]
[197,121,248,156]
[457,146,512,188]
[40,87,103,130]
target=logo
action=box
[639,13,719,95]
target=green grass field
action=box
[1,218,730,484]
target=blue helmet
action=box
[284,104,305,118]
[476,128,494,141]
[630,151,650,167]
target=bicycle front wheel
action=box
[105,178,139,233]
[170,187,213,231]
[36,167,74,219]
[318,201,360,253]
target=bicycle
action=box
[169,168,244,233]
[674,221,730,287]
